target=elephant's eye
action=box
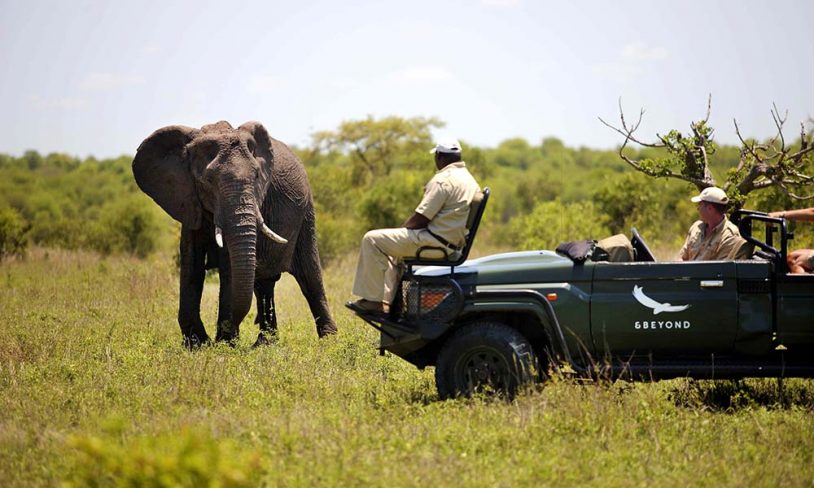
[191,140,219,161]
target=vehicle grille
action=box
[400,278,463,322]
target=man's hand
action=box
[403,212,430,229]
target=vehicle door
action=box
[590,261,739,357]
[776,272,814,348]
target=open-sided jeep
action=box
[348,193,814,399]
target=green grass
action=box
[2,248,814,486]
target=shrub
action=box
[356,171,425,230]
[315,214,361,266]
[89,195,161,257]
[0,206,29,261]
[506,199,611,250]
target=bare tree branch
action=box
[603,98,814,208]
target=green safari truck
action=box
[349,210,814,398]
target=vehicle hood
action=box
[415,250,592,285]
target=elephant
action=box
[132,120,337,347]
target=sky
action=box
[1,0,812,158]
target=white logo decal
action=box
[632,285,690,315]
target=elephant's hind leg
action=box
[253,275,280,346]
[291,220,337,337]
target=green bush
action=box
[0,206,29,261]
[315,213,361,265]
[66,428,261,487]
[506,199,611,250]
[88,195,162,257]
[356,171,426,230]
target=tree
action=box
[599,97,814,208]
[310,115,443,181]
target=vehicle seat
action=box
[403,187,490,271]
[732,238,755,260]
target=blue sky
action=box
[1,0,812,158]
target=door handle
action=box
[700,280,724,288]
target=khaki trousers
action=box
[352,227,445,303]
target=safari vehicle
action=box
[348,194,814,399]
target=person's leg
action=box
[352,228,420,302]
[383,259,404,306]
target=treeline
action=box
[1,116,810,262]
[0,151,168,260]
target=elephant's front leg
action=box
[178,227,210,348]
[215,245,239,344]
[253,275,280,346]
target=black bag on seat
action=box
[556,239,608,263]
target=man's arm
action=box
[403,212,430,229]
[676,233,691,261]
[770,207,814,222]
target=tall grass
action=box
[1,248,813,486]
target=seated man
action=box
[677,186,750,261]
[348,139,481,314]
[769,207,814,273]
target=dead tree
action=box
[599,96,814,209]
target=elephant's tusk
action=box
[261,223,288,244]
[215,226,224,248]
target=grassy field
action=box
[1,248,814,487]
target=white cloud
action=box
[622,42,668,61]
[79,72,145,91]
[247,75,284,94]
[388,66,452,83]
[30,95,88,111]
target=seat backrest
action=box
[466,190,486,232]
[731,237,755,260]
[405,187,490,268]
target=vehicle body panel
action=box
[591,261,739,356]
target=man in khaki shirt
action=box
[677,187,751,261]
[348,138,480,314]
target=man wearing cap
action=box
[348,138,481,314]
[677,186,751,261]
[769,207,814,273]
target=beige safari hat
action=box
[691,187,729,204]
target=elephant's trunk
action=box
[222,195,258,329]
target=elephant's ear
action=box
[132,125,202,229]
[238,121,274,189]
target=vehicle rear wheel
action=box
[435,322,539,399]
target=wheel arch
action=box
[453,310,553,363]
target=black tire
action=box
[435,322,539,399]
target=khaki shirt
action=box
[678,217,750,261]
[415,162,480,245]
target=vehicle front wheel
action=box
[435,322,540,399]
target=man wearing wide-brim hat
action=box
[677,186,751,261]
[348,138,481,315]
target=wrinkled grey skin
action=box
[133,121,337,347]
